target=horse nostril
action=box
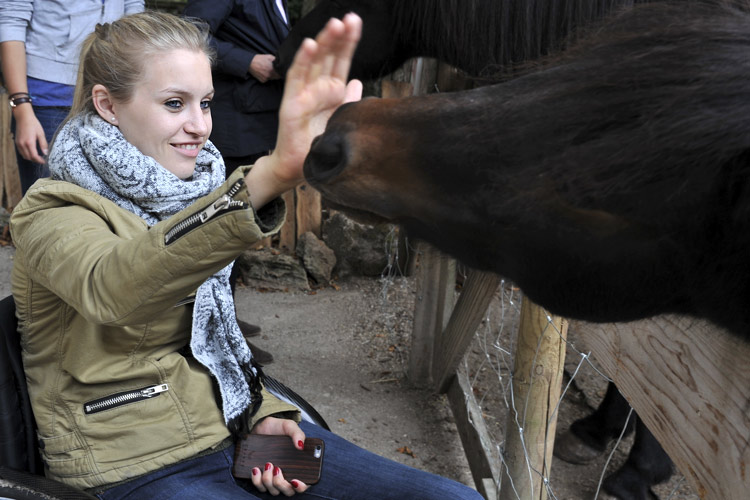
[304,133,348,183]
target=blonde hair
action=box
[69,11,215,118]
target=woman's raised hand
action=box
[245,13,362,209]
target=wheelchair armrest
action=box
[0,466,97,500]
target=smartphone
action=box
[233,434,325,485]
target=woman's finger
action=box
[306,17,344,83]
[262,463,281,496]
[290,479,309,495]
[250,466,267,492]
[283,36,317,102]
[271,467,310,497]
[330,13,362,81]
[344,79,363,104]
[279,418,306,450]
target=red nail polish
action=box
[298,440,304,449]
[291,480,300,488]
[265,463,272,471]
[252,468,259,476]
[274,466,281,476]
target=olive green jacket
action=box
[10,166,299,490]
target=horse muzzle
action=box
[304,131,350,186]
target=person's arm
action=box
[1,40,47,164]
[10,167,283,326]
[244,14,363,210]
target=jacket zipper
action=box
[84,384,169,415]
[164,179,248,245]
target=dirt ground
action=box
[0,242,700,499]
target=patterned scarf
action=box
[49,112,259,426]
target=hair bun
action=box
[95,23,110,39]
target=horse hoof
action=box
[553,430,603,464]
[602,464,656,500]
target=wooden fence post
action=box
[499,300,567,500]
[0,91,22,211]
[409,243,455,387]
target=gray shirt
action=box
[0,0,144,85]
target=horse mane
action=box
[484,0,750,222]
[392,0,641,76]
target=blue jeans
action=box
[95,421,483,500]
[11,106,69,194]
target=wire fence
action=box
[456,278,700,499]
[376,236,700,499]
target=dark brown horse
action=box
[275,0,653,80]
[303,3,750,497]
[305,0,750,340]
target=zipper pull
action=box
[141,384,169,397]
[199,195,231,223]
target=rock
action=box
[296,232,337,285]
[322,210,396,277]
[235,248,310,291]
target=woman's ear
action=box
[92,84,118,125]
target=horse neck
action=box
[392,0,500,76]
[392,0,642,78]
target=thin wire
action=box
[593,407,635,500]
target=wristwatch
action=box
[8,94,32,108]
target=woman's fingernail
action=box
[291,480,300,488]
[252,468,259,476]
[265,462,272,471]
[298,440,304,449]
[274,466,281,476]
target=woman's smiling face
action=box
[111,49,214,179]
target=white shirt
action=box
[274,0,288,25]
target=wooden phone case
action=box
[233,434,324,484]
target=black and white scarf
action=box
[49,112,259,426]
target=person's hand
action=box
[249,54,281,83]
[249,416,309,496]
[245,13,363,209]
[13,106,47,164]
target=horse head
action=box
[305,1,750,336]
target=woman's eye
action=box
[200,100,212,110]
[165,99,183,110]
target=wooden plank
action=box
[436,63,474,93]
[295,182,321,239]
[410,58,439,96]
[278,189,296,253]
[408,243,455,387]
[380,79,413,99]
[499,300,567,500]
[435,270,503,392]
[447,370,501,499]
[0,92,22,211]
[571,316,750,500]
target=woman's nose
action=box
[185,106,210,137]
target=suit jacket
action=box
[184,0,289,158]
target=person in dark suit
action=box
[184,0,289,171]
[184,0,291,364]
